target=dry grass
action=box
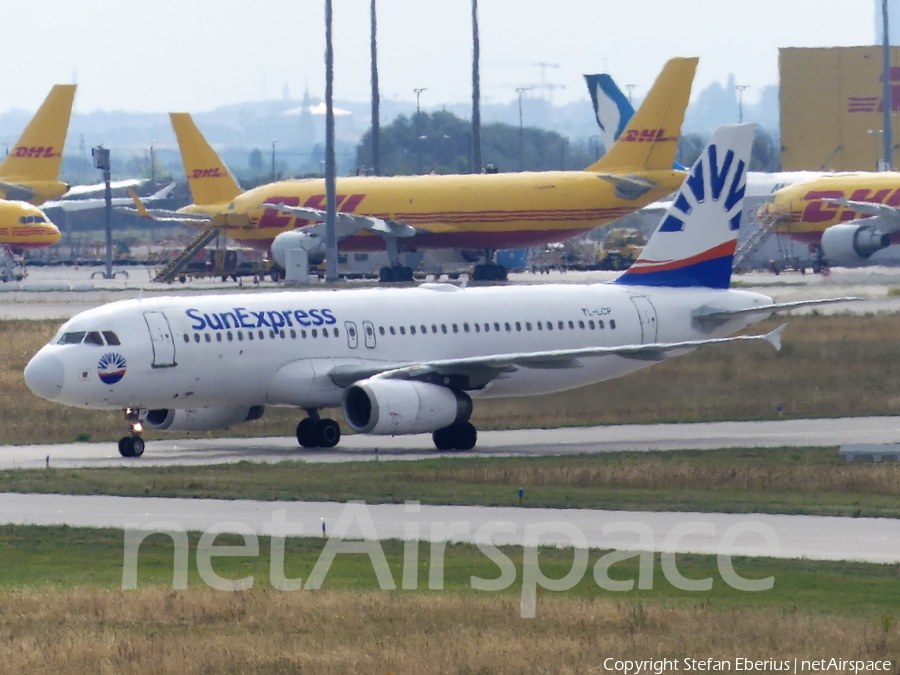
[0,587,896,674]
[4,314,900,444]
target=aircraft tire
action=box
[131,437,145,457]
[401,266,414,282]
[118,437,133,457]
[379,266,394,283]
[452,422,477,451]
[296,418,319,448]
[316,419,341,448]
[432,426,454,451]
[496,265,508,281]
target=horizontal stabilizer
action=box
[692,297,862,331]
[824,198,900,230]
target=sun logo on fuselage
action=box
[658,143,747,233]
[98,353,127,385]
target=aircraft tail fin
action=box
[0,84,76,183]
[615,124,755,289]
[585,57,696,172]
[584,74,634,153]
[169,112,242,206]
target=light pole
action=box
[625,84,637,103]
[736,85,750,123]
[516,87,531,171]
[881,0,893,170]
[92,145,114,280]
[414,87,426,173]
[149,140,156,185]
[271,139,278,182]
[323,0,338,282]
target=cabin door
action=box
[629,296,658,344]
[143,311,177,368]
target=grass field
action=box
[1,447,899,517]
[4,313,900,445]
[0,524,897,673]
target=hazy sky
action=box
[0,0,877,114]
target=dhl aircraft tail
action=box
[0,84,76,183]
[169,112,242,206]
[585,57,697,172]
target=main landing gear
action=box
[118,408,145,458]
[432,421,477,451]
[296,409,341,449]
[378,264,414,283]
[471,262,507,282]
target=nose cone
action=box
[24,351,65,400]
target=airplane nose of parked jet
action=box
[24,351,65,400]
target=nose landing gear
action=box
[118,408,145,458]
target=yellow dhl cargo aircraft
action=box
[139,58,695,281]
[758,172,900,269]
[0,84,75,259]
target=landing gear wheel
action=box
[118,436,144,458]
[296,418,318,448]
[379,266,393,283]
[378,266,414,283]
[316,419,341,448]
[432,421,477,451]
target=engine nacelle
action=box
[342,379,471,435]
[271,229,326,267]
[820,221,891,264]
[140,406,265,431]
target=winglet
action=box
[128,189,153,219]
[764,324,787,352]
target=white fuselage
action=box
[27,282,773,414]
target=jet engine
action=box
[271,229,326,267]
[820,221,891,264]
[342,379,472,435]
[140,406,265,431]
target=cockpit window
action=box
[57,330,121,346]
[58,331,86,345]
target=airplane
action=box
[0,84,76,205]
[128,58,699,282]
[0,85,77,277]
[584,72,824,195]
[756,173,900,270]
[23,124,857,458]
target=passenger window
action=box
[588,320,595,329]
[463,323,470,332]
[494,323,500,332]
[183,334,189,343]
[102,331,120,345]
[280,330,285,339]
[474,324,480,332]
[311,329,318,338]
[547,322,553,331]
[58,331,86,345]
[515,322,521,332]
[505,322,511,331]
[482,324,488,332]
[526,322,532,331]
[194,334,201,343]
[400,326,406,335]
[578,321,585,329]
[334,328,339,338]
[610,320,616,329]
[349,326,356,337]
[379,326,385,336]
[452,324,458,333]
[421,325,427,334]
[432,325,437,333]
[323,328,329,337]
[227,331,234,341]
[441,324,447,334]
[290,329,297,338]
[559,321,565,330]
[568,321,574,329]
[205,334,211,343]
[390,327,396,335]
[301,330,307,338]
[410,326,416,335]
[598,320,604,329]
[537,322,543,330]
[248,332,254,341]
[238,331,244,341]
[217,333,222,342]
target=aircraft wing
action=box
[263,201,418,239]
[116,189,211,223]
[65,178,144,197]
[824,198,900,231]
[328,325,785,390]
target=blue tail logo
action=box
[615,124,754,290]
